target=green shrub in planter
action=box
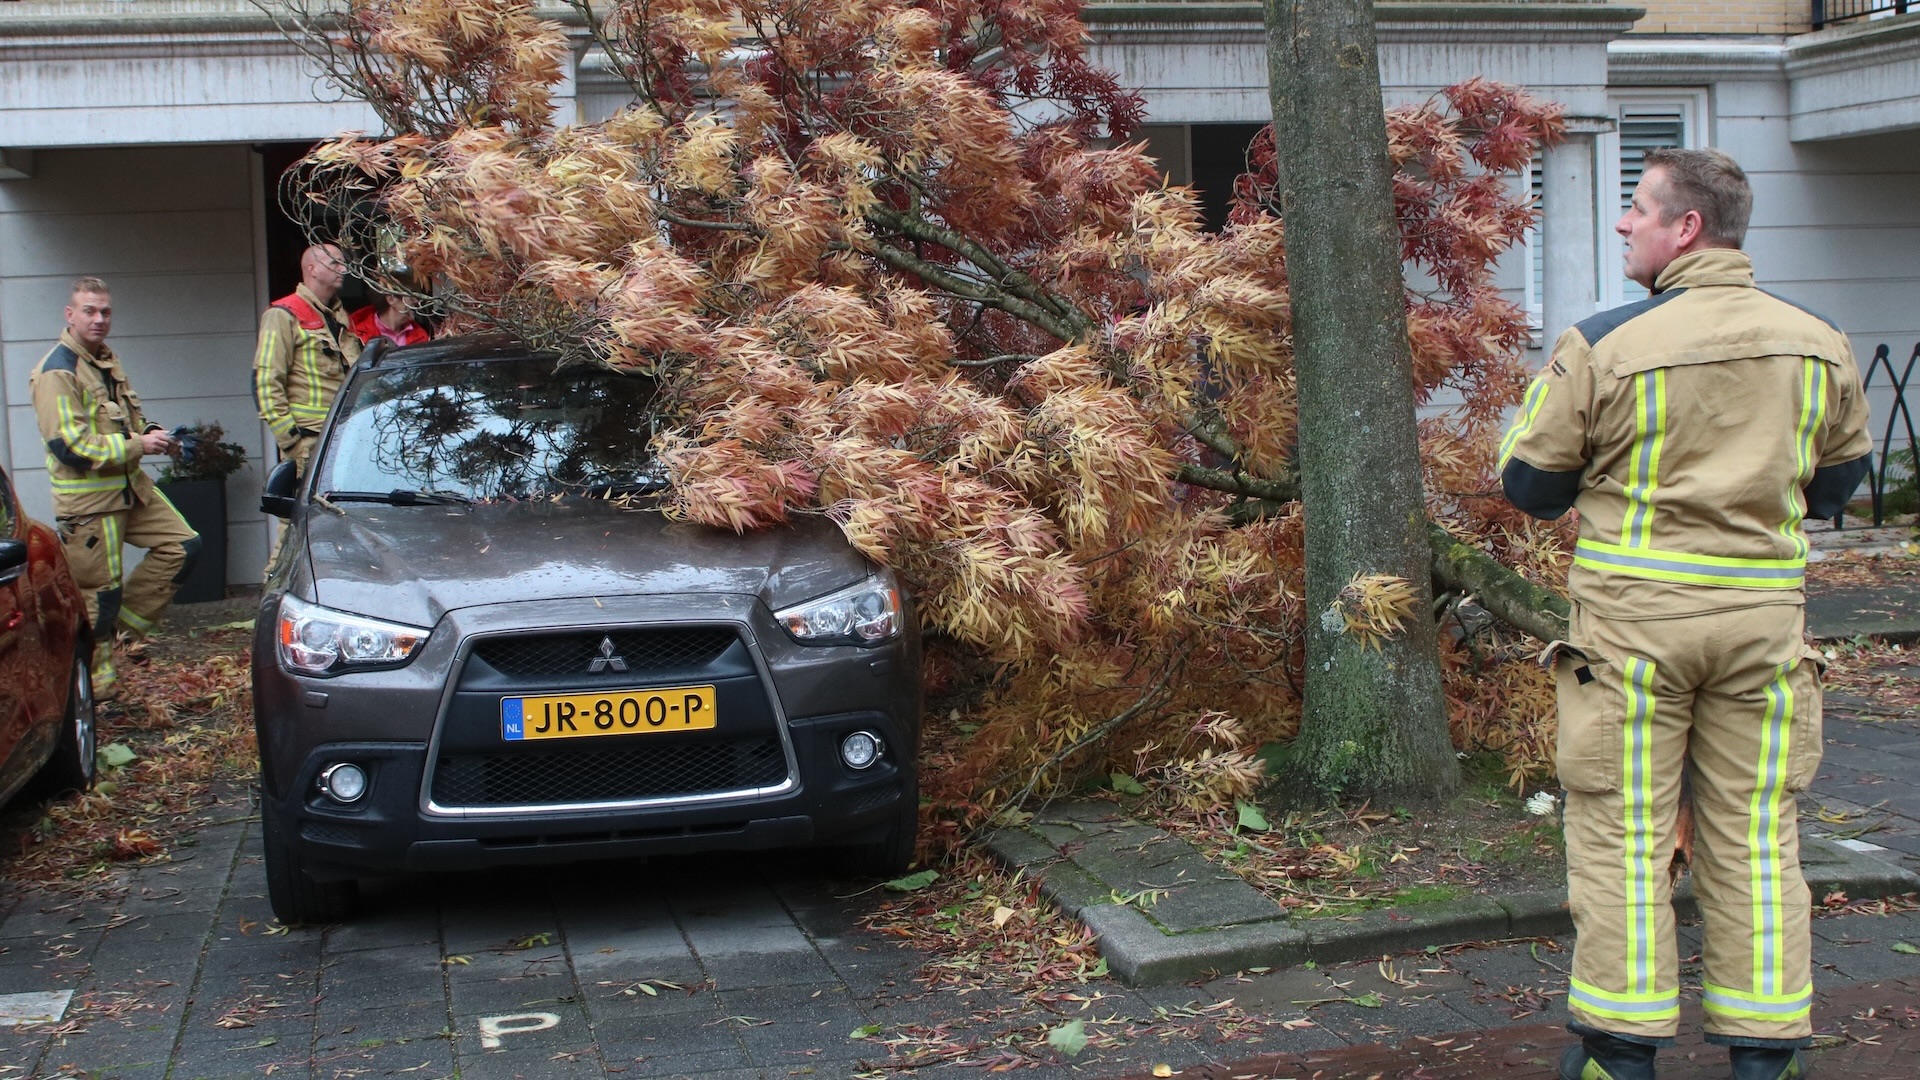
[157,422,248,603]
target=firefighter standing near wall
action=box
[1502,149,1874,1080]
[253,243,361,477]
[29,277,200,699]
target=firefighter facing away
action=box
[28,277,200,699]
[1501,148,1873,1080]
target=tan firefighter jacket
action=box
[28,330,164,518]
[1500,248,1872,620]
[253,284,360,452]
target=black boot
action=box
[1559,1030,1658,1080]
[1728,1046,1807,1080]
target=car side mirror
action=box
[0,537,26,583]
[260,461,299,519]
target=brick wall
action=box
[1630,0,1814,34]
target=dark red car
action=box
[0,463,96,807]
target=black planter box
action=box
[157,478,227,604]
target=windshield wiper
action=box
[581,479,670,497]
[323,489,475,507]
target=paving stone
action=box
[699,947,836,991]
[736,1008,873,1065]
[316,942,447,1008]
[580,976,722,1025]
[0,899,118,942]
[318,908,440,954]
[311,1037,457,1079]
[447,973,586,1020]
[312,1006,456,1054]
[454,1040,607,1080]
[593,1013,749,1060]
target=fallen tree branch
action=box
[1425,521,1569,643]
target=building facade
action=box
[2,1,1916,583]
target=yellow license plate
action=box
[502,686,717,741]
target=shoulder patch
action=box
[1573,288,1689,347]
[40,343,79,374]
[1756,288,1842,331]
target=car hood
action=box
[302,501,872,630]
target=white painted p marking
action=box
[478,1011,560,1049]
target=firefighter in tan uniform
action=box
[253,243,360,476]
[28,277,200,698]
[1502,150,1872,1080]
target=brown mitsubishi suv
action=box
[253,336,920,924]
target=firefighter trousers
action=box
[1554,602,1823,1044]
[58,492,201,644]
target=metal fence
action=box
[1836,342,1918,528]
[1812,1,1913,30]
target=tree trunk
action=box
[1264,0,1457,801]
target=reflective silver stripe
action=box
[1623,657,1658,997]
[1570,980,1679,1016]
[1574,541,1804,586]
[1703,984,1811,1017]
[1623,369,1666,548]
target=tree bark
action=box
[1264,0,1458,801]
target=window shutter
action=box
[1617,105,1688,303]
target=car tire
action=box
[27,651,98,798]
[838,777,919,878]
[261,803,357,925]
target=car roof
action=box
[361,333,559,370]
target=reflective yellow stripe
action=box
[1573,539,1805,589]
[102,512,124,587]
[1780,358,1827,561]
[48,473,134,493]
[118,607,154,634]
[1498,378,1550,469]
[1703,982,1811,1021]
[1622,370,1667,548]
[1751,663,1795,999]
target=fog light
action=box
[318,762,368,803]
[840,731,882,770]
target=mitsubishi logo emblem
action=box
[588,636,628,673]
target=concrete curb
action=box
[984,806,1920,987]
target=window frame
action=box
[1522,89,1709,332]
[1597,89,1709,310]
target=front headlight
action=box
[277,594,429,676]
[775,575,903,646]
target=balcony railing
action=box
[1813,1,1913,30]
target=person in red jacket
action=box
[349,291,430,348]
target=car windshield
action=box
[318,358,661,502]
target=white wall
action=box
[1714,78,1920,432]
[0,144,270,587]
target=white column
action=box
[1540,120,1611,348]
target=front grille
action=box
[302,820,366,846]
[430,738,787,807]
[471,628,736,678]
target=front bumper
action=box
[253,592,920,877]
[264,711,913,877]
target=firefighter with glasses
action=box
[1501,148,1872,1080]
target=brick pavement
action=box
[3,579,1919,1078]
[1112,979,1920,1080]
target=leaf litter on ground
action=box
[1,607,257,896]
